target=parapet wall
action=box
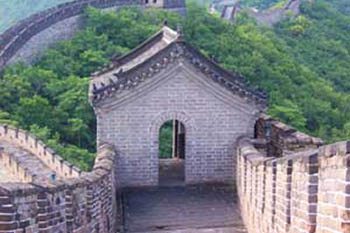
[0,143,120,233]
[237,116,350,233]
[255,114,323,157]
[0,0,140,69]
[0,151,33,183]
[0,125,81,179]
[247,0,301,26]
[0,0,186,69]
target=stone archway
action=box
[149,111,195,185]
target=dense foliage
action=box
[0,7,180,170]
[159,121,174,158]
[327,0,350,15]
[0,1,349,169]
[184,2,350,142]
[272,0,350,140]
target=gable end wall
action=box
[95,61,261,187]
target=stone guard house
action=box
[89,26,267,187]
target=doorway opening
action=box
[158,120,185,186]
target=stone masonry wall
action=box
[237,117,350,233]
[0,143,120,233]
[95,61,261,187]
[0,0,186,69]
[0,125,81,179]
[0,0,141,69]
[246,0,301,27]
[7,15,82,66]
[0,151,34,183]
[255,114,324,157]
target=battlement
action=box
[237,120,350,233]
[0,0,186,70]
[0,125,81,179]
[218,0,302,26]
[0,0,140,70]
[255,114,324,156]
[0,143,120,233]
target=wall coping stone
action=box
[237,136,331,168]
[0,130,116,195]
[0,0,187,70]
[0,124,81,178]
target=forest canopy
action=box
[0,1,349,170]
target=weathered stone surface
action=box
[0,143,118,233]
[1,11,350,233]
[0,0,186,70]
[123,185,247,232]
[237,126,350,233]
[91,26,265,187]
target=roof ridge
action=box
[90,41,267,108]
[91,26,179,77]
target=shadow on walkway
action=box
[122,184,247,233]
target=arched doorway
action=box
[158,119,185,186]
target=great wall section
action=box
[0,125,119,232]
[0,0,186,70]
[218,0,302,26]
[1,1,350,233]
[1,116,350,232]
[237,115,350,233]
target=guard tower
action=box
[89,26,266,187]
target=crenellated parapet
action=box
[0,143,120,233]
[0,0,142,70]
[0,124,81,179]
[237,117,350,233]
[255,114,324,157]
[0,0,187,70]
[218,0,302,26]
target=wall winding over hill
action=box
[0,140,120,233]
[237,115,350,233]
[0,0,142,70]
[0,125,81,180]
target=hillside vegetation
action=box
[0,0,71,32]
[0,1,349,169]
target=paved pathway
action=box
[123,185,247,233]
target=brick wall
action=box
[0,143,120,233]
[0,0,187,69]
[0,0,142,69]
[95,61,261,187]
[255,114,323,157]
[237,117,350,233]
[0,151,35,183]
[0,125,81,178]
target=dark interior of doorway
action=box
[159,120,185,186]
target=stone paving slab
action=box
[123,185,247,233]
[146,227,247,233]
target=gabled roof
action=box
[89,26,267,109]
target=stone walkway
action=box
[159,159,185,187]
[123,185,247,233]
